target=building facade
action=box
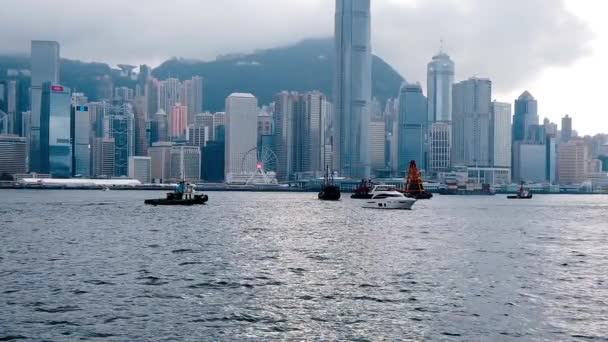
[71,105,91,177]
[170,145,201,182]
[0,135,27,176]
[148,142,173,182]
[40,83,72,177]
[91,137,115,178]
[561,115,573,143]
[334,0,372,178]
[512,91,539,143]
[558,140,589,185]
[225,93,258,178]
[170,103,188,139]
[427,51,455,122]
[490,101,512,168]
[128,156,152,184]
[398,83,428,172]
[428,122,452,174]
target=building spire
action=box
[439,38,444,54]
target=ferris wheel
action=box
[240,145,279,185]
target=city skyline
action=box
[0,0,604,135]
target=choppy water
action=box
[1,190,607,341]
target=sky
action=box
[0,0,605,135]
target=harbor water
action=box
[1,190,607,340]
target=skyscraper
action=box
[108,104,135,177]
[490,101,512,168]
[273,91,297,181]
[184,76,204,124]
[0,135,28,177]
[91,137,115,178]
[512,91,539,143]
[133,96,149,156]
[40,83,72,177]
[334,0,372,178]
[558,140,589,185]
[398,83,428,172]
[71,105,91,177]
[158,78,182,115]
[30,40,60,172]
[170,145,201,182]
[428,122,452,173]
[452,77,492,167]
[369,119,386,172]
[0,80,20,135]
[561,115,573,143]
[225,93,258,179]
[297,91,325,176]
[427,50,455,122]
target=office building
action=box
[114,87,134,103]
[159,78,182,115]
[490,101,512,168]
[108,104,134,177]
[369,120,386,172]
[0,135,27,176]
[561,115,573,143]
[184,76,204,124]
[30,40,60,172]
[133,96,148,156]
[273,91,297,181]
[512,91,539,143]
[39,83,72,177]
[0,80,20,135]
[148,142,173,182]
[398,83,427,172]
[452,77,492,167]
[128,156,151,184]
[543,118,558,137]
[71,105,91,177]
[427,50,455,122]
[150,109,168,144]
[257,111,273,136]
[170,145,201,182]
[187,124,208,148]
[225,93,258,179]
[170,103,188,138]
[91,137,115,178]
[558,140,589,185]
[428,122,452,174]
[202,141,225,182]
[297,91,325,177]
[334,0,372,178]
[513,137,556,184]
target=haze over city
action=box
[0,0,605,135]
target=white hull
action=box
[363,198,416,210]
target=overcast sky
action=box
[0,0,605,135]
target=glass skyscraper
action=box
[30,40,60,173]
[72,105,91,177]
[398,83,428,172]
[334,0,372,178]
[512,91,539,143]
[40,83,72,178]
[427,52,455,123]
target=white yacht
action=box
[362,185,417,210]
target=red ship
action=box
[402,160,433,200]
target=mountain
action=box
[0,38,405,111]
[153,38,405,111]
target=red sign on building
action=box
[51,85,64,92]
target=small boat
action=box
[319,166,341,201]
[401,160,433,200]
[145,183,209,206]
[351,179,374,199]
[102,187,110,191]
[507,182,533,199]
[363,185,417,210]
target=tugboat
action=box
[145,182,209,206]
[401,160,433,200]
[351,179,374,199]
[318,166,341,201]
[507,182,533,199]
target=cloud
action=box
[0,0,592,95]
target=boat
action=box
[508,182,533,199]
[318,166,341,201]
[351,179,374,199]
[363,185,417,210]
[401,160,433,200]
[102,187,110,191]
[144,192,209,206]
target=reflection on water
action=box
[1,190,607,340]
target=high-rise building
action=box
[543,118,559,137]
[0,135,27,176]
[512,91,539,143]
[398,83,427,172]
[158,78,182,115]
[128,156,151,184]
[257,111,273,136]
[170,103,188,138]
[108,104,135,177]
[213,112,226,141]
[512,136,556,184]
[558,140,589,185]
[452,77,492,167]
[91,137,115,178]
[133,96,148,156]
[184,76,204,124]
[561,115,573,143]
[148,142,173,182]
[225,93,258,179]
[150,109,168,144]
[0,80,21,135]
[114,87,134,103]
[71,105,91,177]
[369,120,386,172]
[428,122,452,173]
[427,50,455,122]
[170,145,201,182]
[273,91,297,181]
[297,91,325,176]
[334,0,372,178]
[187,124,208,148]
[40,83,72,177]
[30,40,60,172]
[202,141,225,182]
[490,101,512,168]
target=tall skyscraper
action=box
[108,104,134,177]
[561,115,573,143]
[133,96,149,156]
[150,109,168,144]
[0,135,28,176]
[490,101,512,168]
[91,137,115,178]
[428,122,452,173]
[512,91,539,143]
[30,40,60,172]
[297,91,325,176]
[184,76,204,124]
[334,0,372,178]
[369,119,386,172]
[427,50,455,122]
[398,83,428,172]
[159,78,182,115]
[170,104,188,139]
[225,93,258,179]
[0,80,21,135]
[71,105,91,177]
[273,91,297,181]
[40,83,72,177]
[452,77,492,167]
